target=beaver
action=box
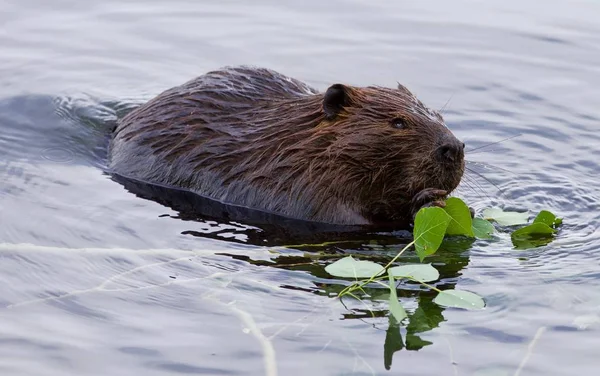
[108,66,465,228]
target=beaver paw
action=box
[410,189,476,221]
[410,188,448,220]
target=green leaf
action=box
[388,264,440,282]
[512,222,556,238]
[511,222,556,249]
[511,237,555,250]
[325,256,384,278]
[533,210,562,228]
[405,333,433,351]
[384,316,404,369]
[413,207,451,262]
[472,218,495,239]
[433,290,485,310]
[443,197,475,237]
[388,273,407,323]
[482,208,529,226]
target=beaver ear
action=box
[323,84,350,119]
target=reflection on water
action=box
[1,0,600,375]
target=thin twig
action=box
[514,326,546,376]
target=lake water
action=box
[1,0,600,375]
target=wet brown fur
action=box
[109,66,465,226]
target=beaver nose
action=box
[436,139,464,163]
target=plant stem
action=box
[337,241,417,298]
[404,277,442,293]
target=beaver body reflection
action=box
[109,66,464,227]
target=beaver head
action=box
[308,82,465,223]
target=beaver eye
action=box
[391,118,407,129]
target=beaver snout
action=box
[436,138,465,163]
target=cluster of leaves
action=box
[483,208,562,249]
[325,197,562,324]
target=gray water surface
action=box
[1,0,600,375]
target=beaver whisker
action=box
[459,173,494,200]
[466,160,516,175]
[464,166,503,194]
[439,94,455,115]
[465,134,522,154]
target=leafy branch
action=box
[325,197,563,323]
